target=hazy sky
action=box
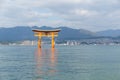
[0,0,120,31]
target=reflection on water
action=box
[34,48,57,80]
[1,46,120,80]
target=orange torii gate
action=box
[32,29,61,48]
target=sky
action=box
[0,0,120,31]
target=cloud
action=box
[0,0,120,31]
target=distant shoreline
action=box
[0,40,120,46]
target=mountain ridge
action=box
[0,26,120,42]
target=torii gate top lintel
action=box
[32,29,61,48]
[32,29,61,32]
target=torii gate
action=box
[32,29,61,48]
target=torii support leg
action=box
[37,32,42,48]
[38,36,41,48]
[51,32,55,48]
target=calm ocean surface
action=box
[0,45,120,80]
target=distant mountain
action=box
[96,29,120,37]
[0,26,95,42]
[58,27,95,40]
[32,26,55,30]
[0,26,120,42]
[0,26,34,42]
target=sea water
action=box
[0,45,120,80]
